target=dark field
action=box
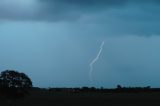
[1,89,160,106]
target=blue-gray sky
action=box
[0,0,160,88]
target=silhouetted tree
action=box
[117,85,122,89]
[0,70,32,99]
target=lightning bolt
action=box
[89,41,105,82]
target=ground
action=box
[1,89,160,106]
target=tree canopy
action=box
[0,70,32,88]
[0,70,32,99]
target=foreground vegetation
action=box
[0,70,160,106]
[1,87,160,106]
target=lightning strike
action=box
[89,41,105,82]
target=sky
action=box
[0,0,160,88]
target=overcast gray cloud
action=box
[40,0,160,6]
[0,0,160,36]
[0,0,160,21]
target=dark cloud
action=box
[0,0,160,36]
[0,0,160,21]
[40,0,128,7]
[34,0,160,22]
[40,0,160,6]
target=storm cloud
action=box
[0,0,160,36]
[0,0,160,21]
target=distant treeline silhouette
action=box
[32,85,160,93]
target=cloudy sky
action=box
[0,0,160,88]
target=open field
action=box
[1,89,160,106]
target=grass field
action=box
[1,89,160,106]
